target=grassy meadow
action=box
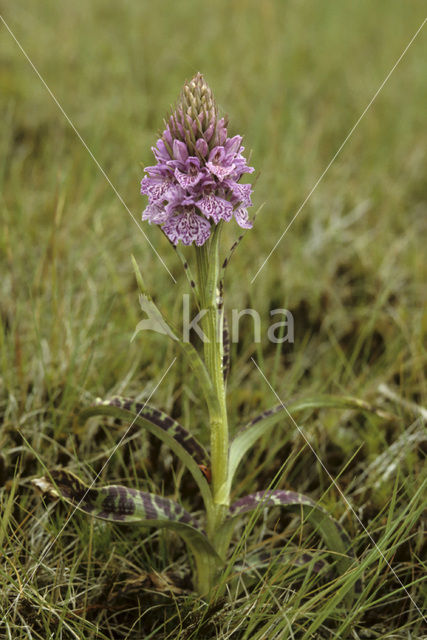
[1,1,426,638]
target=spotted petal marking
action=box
[197,194,233,223]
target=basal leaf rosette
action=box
[141,72,254,246]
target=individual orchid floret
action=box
[141,73,254,246]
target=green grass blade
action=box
[33,469,222,595]
[81,397,213,511]
[220,490,360,605]
[234,546,331,593]
[228,394,396,486]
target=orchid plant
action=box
[36,74,367,600]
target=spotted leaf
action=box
[81,397,212,510]
[219,490,361,606]
[34,469,222,594]
[228,395,395,487]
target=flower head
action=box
[141,73,254,246]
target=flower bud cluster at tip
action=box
[141,73,254,247]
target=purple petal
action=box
[144,164,171,178]
[163,128,174,148]
[173,140,189,165]
[234,207,253,229]
[140,79,254,239]
[216,118,227,145]
[225,181,253,207]
[195,138,209,157]
[142,203,170,224]
[197,194,233,223]
[162,210,211,246]
[206,161,236,181]
[204,122,215,143]
[152,139,171,163]
[140,176,172,203]
[208,146,225,163]
[224,135,243,155]
[174,168,203,190]
[232,154,255,179]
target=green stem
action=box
[195,226,230,532]
[190,543,223,597]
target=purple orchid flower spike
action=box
[141,73,254,246]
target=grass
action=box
[1,0,426,637]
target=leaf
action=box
[131,255,220,420]
[228,395,394,487]
[132,294,178,341]
[81,397,213,511]
[131,255,178,340]
[34,469,222,594]
[219,490,360,605]
[38,469,201,526]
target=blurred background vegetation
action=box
[1,1,426,638]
